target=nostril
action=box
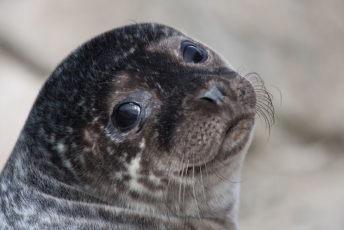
[200,97,216,104]
[199,85,224,104]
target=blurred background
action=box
[0,0,343,229]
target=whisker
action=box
[192,164,201,220]
[182,161,189,206]
[244,72,277,139]
[199,165,207,202]
[178,159,185,208]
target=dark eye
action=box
[115,102,141,131]
[181,41,207,63]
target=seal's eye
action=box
[115,102,141,131]
[181,41,207,63]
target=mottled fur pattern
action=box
[0,23,260,229]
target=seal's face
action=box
[1,23,273,228]
[72,24,256,219]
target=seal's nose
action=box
[199,85,224,104]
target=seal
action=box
[0,23,274,229]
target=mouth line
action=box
[177,115,254,175]
[223,114,253,138]
[225,121,239,135]
[222,113,255,142]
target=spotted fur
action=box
[0,23,259,229]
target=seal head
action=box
[0,23,261,229]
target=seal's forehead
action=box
[108,23,183,43]
[118,23,233,70]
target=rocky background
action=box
[1,1,343,229]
